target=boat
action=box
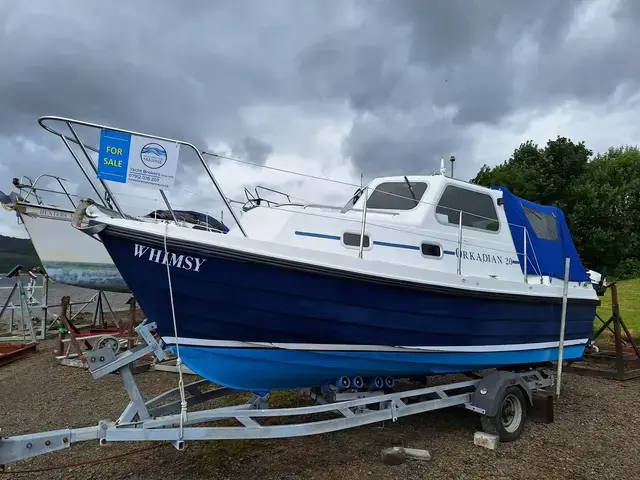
[3,176,228,293]
[12,201,129,292]
[73,171,600,392]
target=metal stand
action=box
[565,283,640,380]
[45,289,117,335]
[0,321,556,467]
[1,267,118,342]
[0,266,39,345]
[89,290,118,329]
[54,295,139,369]
[2,270,51,341]
[0,266,39,368]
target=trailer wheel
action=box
[480,386,526,442]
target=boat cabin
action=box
[234,173,590,286]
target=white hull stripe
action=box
[161,337,589,353]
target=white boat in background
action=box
[12,201,129,292]
[4,175,228,293]
[2,175,130,292]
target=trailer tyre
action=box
[480,386,526,442]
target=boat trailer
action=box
[0,321,555,467]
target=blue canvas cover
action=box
[491,187,589,282]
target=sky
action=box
[1,0,640,238]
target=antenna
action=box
[449,155,456,179]
[438,158,446,175]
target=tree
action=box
[0,235,41,272]
[470,139,640,278]
[569,146,640,276]
[471,137,592,215]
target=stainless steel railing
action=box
[37,116,247,237]
[13,174,77,209]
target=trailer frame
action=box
[0,320,555,467]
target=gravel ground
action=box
[1,339,639,480]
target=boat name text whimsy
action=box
[133,244,206,272]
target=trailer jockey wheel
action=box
[480,386,526,442]
[96,335,121,354]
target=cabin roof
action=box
[365,174,503,200]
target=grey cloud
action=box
[0,1,337,157]
[385,0,586,67]
[0,0,351,203]
[522,8,640,107]
[297,26,406,112]
[342,108,470,179]
[399,0,640,119]
[356,0,591,125]
[335,0,640,176]
[1,0,640,215]
[231,136,273,165]
[293,0,599,178]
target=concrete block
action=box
[381,447,432,465]
[404,448,432,461]
[381,447,406,465]
[474,431,500,450]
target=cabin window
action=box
[435,185,499,232]
[365,182,428,210]
[523,206,558,241]
[421,242,442,258]
[342,232,371,248]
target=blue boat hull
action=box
[176,344,586,391]
[97,225,598,391]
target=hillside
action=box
[0,234,41,273]
[595,278,640,340]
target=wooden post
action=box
[59,296,86,364]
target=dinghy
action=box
[73,172,599,391]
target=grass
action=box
[594,278,640,340]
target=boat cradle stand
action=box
[0,320,555,466]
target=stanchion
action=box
[556,258,570,398]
